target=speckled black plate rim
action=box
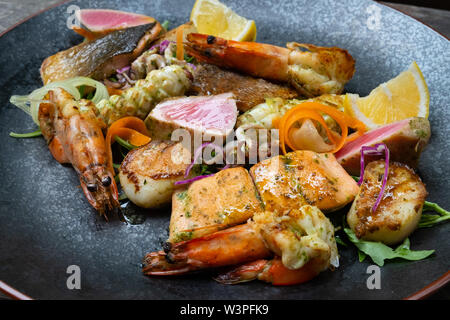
[0,0,72,39]
[0,0,448,300]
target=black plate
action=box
[0,0,449,299]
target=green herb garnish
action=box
[161,20,170,31]
[115,136,138,150]
[184,54,195,63]
[9,129,42,138]
[419,201,450,228]
[344,228,434,266]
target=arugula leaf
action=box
[351,175,360,182]
[335,235,348,247]
[419,201,450,228]
[358,250,367,262]
[344,228,434,266]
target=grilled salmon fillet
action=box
[250,150,359,213]
[169,167,264,243]
[347,161,427,245]
[119,140,191,208]
[188,64,298,112]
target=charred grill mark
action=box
[207,35,216,44]
[150,171,185,180]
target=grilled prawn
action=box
[143,205,338,286]
[185,33,355,97]
[38,88,119,217]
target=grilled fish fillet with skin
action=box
[347,161,427,245]
[188,64,298,112]
[170,167,264,243]
[250,150,359,213]
[41,22,161,84]
[119,140,191,208]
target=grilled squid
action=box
[96,65,192,125]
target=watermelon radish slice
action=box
[335,117,430,176]
[145,93,238,141]
[74,9,157,39]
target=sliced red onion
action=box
[159,40,175,54]
[358,143,390,212]
[175,174,215,185]
[116,66,131,74]
[187,63,197,70]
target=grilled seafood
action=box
[188,63,298,112]
[335,117,431,176]
[185,33,355,97]
[234,95,345,156]
[131,23,198,79]
[214,257,324,286]
[95,65,192,125]
[145,93,238,141]
[143,205,338,285]
[41,23,162,84]
[250,150,359,213]
[143,223,271,275]
[119,140,191,209]
[170,167,263,243]
[347,161,427,245]
[38,88,119,216]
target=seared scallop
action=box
[119,140,191,208]
[347,160,427,245]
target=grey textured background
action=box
[0,0,448,300]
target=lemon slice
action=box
[345,62,429,129]
[190,0,257,41]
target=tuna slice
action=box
[145,93,238,141]
[335,117,430,176]
[76,9,156,33]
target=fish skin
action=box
[188,64,299,112]
[40,22,161,84]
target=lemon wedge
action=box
[190,0,257,41]
[345,62,429,129]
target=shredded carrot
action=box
[176,24,185,60]
[274,102,366,154]
[105,117,151,172]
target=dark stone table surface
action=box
[0,0,448,300]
